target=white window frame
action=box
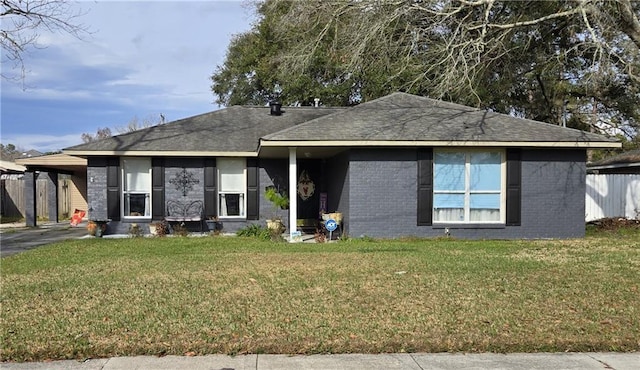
[121,157,152,220]
[433,149,506,224]
[217,158,247,219]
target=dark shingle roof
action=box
[263,92,618,145]
[65,92,618,155]
[64,106,344,153]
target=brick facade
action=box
[164,158,205,204]
[344,148,586,239]
[87,159,108,221]
[85,148,587,239]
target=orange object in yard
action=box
[70,209,86,226]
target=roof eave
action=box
[62,150,259,157]
[259,140,622,149]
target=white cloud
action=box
[1,133,86,153]
[2,0,255,150]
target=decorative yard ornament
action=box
[169,167,200,196]
[297,170,315,201]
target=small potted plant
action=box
[206,216,223,234]
[87,220,108,237]
[265,186,289,234]
[151,219,170,237]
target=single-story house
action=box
[53,92,619,239]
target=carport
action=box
[16,154,87,227]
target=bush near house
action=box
[1,229,638,362]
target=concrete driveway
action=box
[0,222,88,258]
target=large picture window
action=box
[218,158,246,217]
[433,150,504,223]
[122,158,151,218]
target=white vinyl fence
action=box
[586,174,640,221]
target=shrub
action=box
[172,222,189,237]
[154,220,170,237]
[237,224,271,240]
[128,223,143,238]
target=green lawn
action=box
[1,229,639,362]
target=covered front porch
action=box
[259,146,349,241]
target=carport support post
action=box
[44,172,59,223]
[289,147,297,242]
[24,171,37,227]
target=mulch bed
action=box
[588,217,640,231]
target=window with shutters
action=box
[433,150,506,223]
[218,158,246,218]
[122,157,152,218]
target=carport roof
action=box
[15,154,86,173]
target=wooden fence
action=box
[0,177,73,220]
[586,174,640,221]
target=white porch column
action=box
[289,147,298,242]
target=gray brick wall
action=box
[84,148,586,239]
[518,149,586,238]
[348,149,418,238]
[23,171,36,226]
[43,172,59,222]
[346,148,587,239]
[259,159,289,228]
[89,157,208,234]
[87,161,108,221]
[164,158,205,204]
[326,151,350,235]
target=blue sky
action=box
[1,0,255,153]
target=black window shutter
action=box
[506,149,522,226]
[151,158,164,220]
[417,148,433,226]
[106,157,121,221]
[204,158,217,218]
[246,158,259,220]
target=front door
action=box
[296,160,322,229]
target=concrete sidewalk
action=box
[1,352,638,370]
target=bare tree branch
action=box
[1,0,90,82]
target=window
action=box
[218,158,246,217]
[433,150,505,223]
[122,158,151,218]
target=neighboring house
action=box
[586,150,640,221]
[587,149,640,175]
[0,160,26,179]
[21,149,43,158]
[50,92,619,239]
[1,160,26,218]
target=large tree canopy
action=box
[211,0,640,140]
